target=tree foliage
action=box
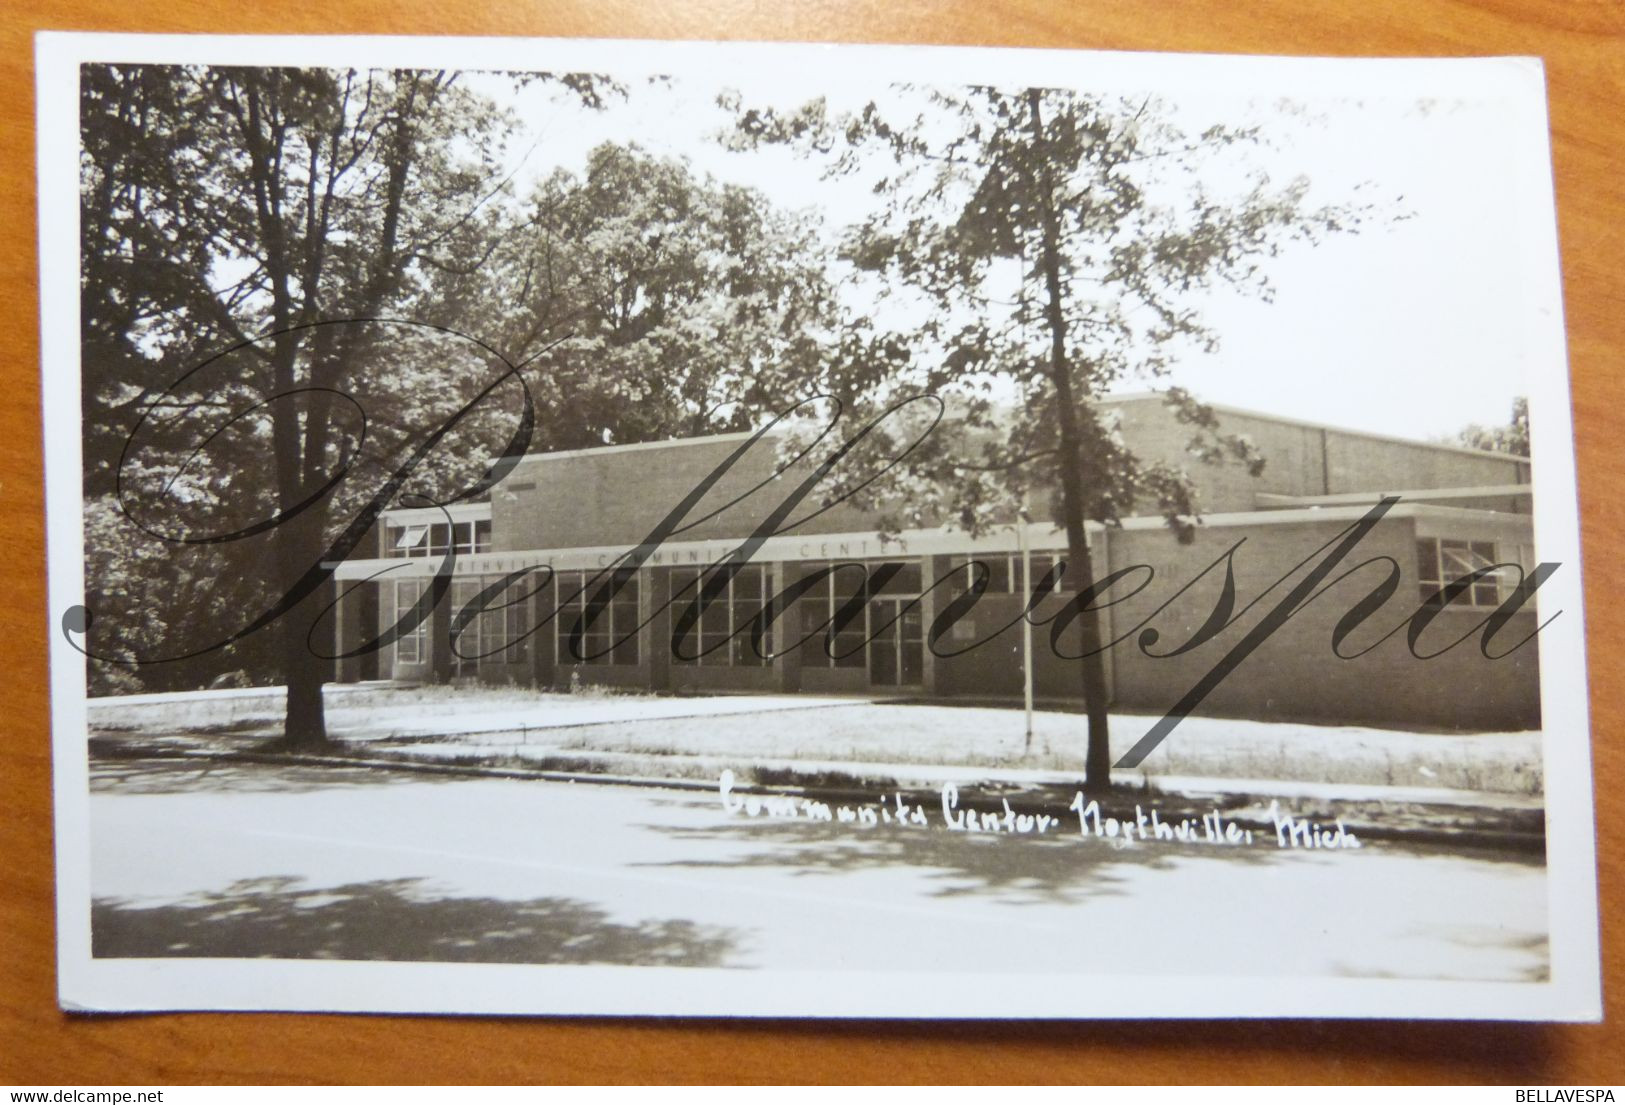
[433,142,840,451]
[730,86,1372,530]
[1456,396,1531,458]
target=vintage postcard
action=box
[37,33,1601,1018]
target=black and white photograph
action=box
[37,34,1600,1018]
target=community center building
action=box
[327,394,1541,730]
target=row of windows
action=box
[948,554,1069,595]
[393,562,927,672]
[391,542,1532,670]
[386,520,493,558]
[391,556,1101,671]
[393,576,530,666]
[392,570,647,670]
[557,561,938,670]
[794,562,867,669]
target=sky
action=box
[465,66,1544,445]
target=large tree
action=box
[435,142,839,450]
[729,85,1372,792]
[78,65,563,744]
[79,72,841,745]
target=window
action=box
[670,564,771,666]
[393,579,428,665]
[451,521,493,555]
[390,525,428,557]
[449,575,531,668]
[555,569,640,666]
[796,561,869,668]
[1416,537,1524,607]
[450,579,484,674]
[487,574,529,662]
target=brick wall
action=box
[493,434,885,552]
[1100,515,1540,730]
[926,514,1539,730]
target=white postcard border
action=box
[36,31,1602,1020]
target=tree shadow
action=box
[635,802,1549,983]
[1332,930,1551,983]
[89,757,461,797]
[636,802,1280,907]
[93,876,740,967]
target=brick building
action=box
[329,394,1540,730]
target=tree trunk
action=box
[1028,91,1113,794]
[270,506,331,751]
[242,75,422,751]
[278,606,330,750]
[237,73,333,751]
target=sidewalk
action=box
[89,681,876,735]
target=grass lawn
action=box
[92,683,1543,794]
[541,701,1541,794]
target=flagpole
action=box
[1018,498,1034,757]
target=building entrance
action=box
[867,598,924,687]
[792,559,927,693]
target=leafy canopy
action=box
[726,84,1380,538]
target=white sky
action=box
[470,69,1541,444]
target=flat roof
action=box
[513,430,763,465]
[505,396,1532,469]
[1102,392,1532,465]
[1256,484,1532,507]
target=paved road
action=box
[88,759,1548,981]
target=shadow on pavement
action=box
[92,875,740,967]
[639,809,1549,981]
[636,804,1279,906]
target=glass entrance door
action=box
[867,598,923,687]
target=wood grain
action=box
[1,0,1619,1085]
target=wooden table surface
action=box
[1,0,1620,1086]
